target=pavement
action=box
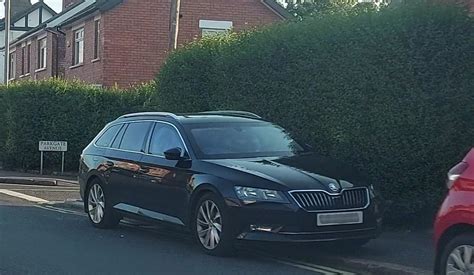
[0,170,78,186]
[0,171,435,275]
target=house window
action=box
[26,44,31,74]
[37,38,47,69]
[73,28,84,65]
[199,20,233,37]
[93,20,100,60]
[21,46,26,75]
[9,52,16,80]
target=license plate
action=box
[317,211,363,226]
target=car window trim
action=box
[93,123,122,148]
[93,119,191,159]
[116,121,153,153]
[111,123,128,149]
[146,121,187,157]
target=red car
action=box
[434,148,474,275]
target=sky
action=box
[0,0,63,19]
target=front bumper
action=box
[226,197,382,243]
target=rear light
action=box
[446,161,469,189]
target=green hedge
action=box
[0,79,154,171]
[154,3,474,225]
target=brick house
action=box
[0,0,57,83]
[8,0,289,87]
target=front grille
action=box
[290,188,369,212]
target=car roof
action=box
[115,111,266,124]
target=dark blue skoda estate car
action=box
[79,111,382,255]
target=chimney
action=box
[63,0,85,10]
[12,0,32,17]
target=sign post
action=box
[39,141,68,175]
[40,151,44,175]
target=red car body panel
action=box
[434,148,474,249]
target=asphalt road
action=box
[0,182,434,275]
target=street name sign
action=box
[39,141,68,152]
[38,141,68,174]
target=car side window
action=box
[95,124,121,147]
[149,123,185,156]
[119,122,152,152]
[111,124,127,149]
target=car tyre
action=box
[193,193,235,256]
[438,233,474,275]
[85,179,120,229]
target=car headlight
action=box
[234,186,289,204]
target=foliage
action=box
[153,2,474,225]
[0,79,155,171]
[279,0,384,19]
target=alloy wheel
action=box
[446,245,474,275]
[88,183,105,224]
[197,200,222,250]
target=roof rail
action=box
[118,112,179,119]
[199,111,262,119]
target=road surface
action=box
[0,182,434,275]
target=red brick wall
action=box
[11,31,56,82]
[63,16,104,85]
[101,0,282,88]
[178,0,282,45]
[10,0,282,87]
[101,0,170,88]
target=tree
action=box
[279,0,391,19]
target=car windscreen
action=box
[185,121,305,159]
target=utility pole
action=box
[168,0,181,50]
[4,0,10,85]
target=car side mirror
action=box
[164,147,185,161]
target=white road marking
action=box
[0,189,49,203]
[344,258,430,275]
[282,259,356,275]
[250,250,356,275]
[267,257,339,274]
[8,188,79,192]
[36,204,86,216]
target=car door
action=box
[105,121,153,211]
[136,121,193,225]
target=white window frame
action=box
[26,42,31,75]
[93,19,101,61]
[20,44,26,76]
[37,38,47,70]
[9,51,16,80]
[73,28,85,66]
[199,20,233,37]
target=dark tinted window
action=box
[119,122,152,152]
[149,123,184,156]
[111,124,127,149]
[95,124,121,147]
[186,122,304,159]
